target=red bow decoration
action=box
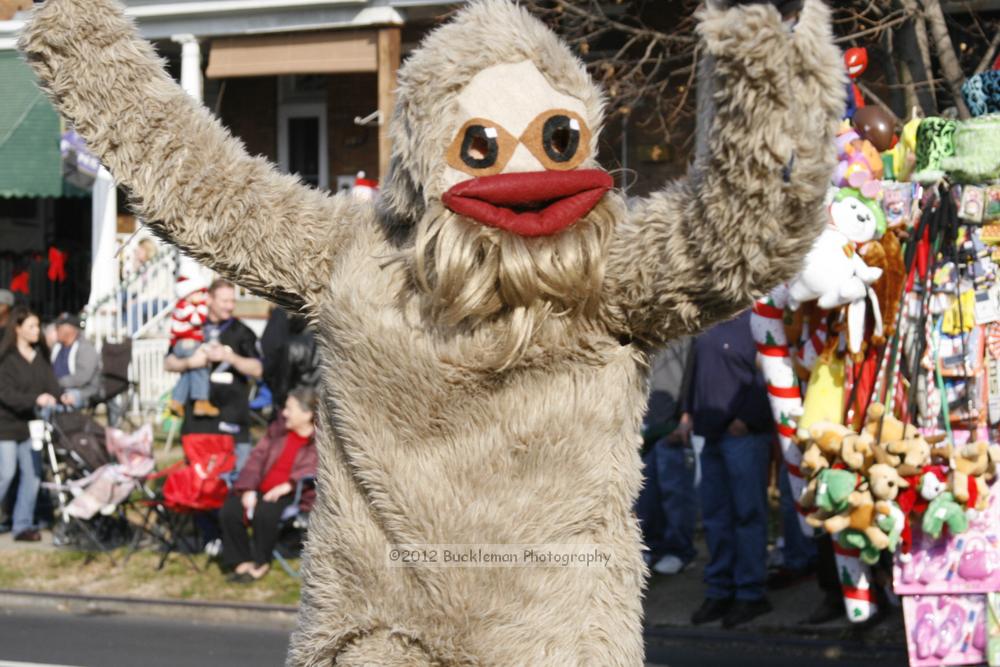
[10,271,29,294]
[48,246,68,283]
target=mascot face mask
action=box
[441,61,612,237]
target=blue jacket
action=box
[683,310,773,441]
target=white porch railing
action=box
[131,337,178,410]
[84,245,179,345]
[83,233,265,416]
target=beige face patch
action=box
[445,109,592,177]
[441,61,592,187]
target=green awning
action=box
[0,51,66,198]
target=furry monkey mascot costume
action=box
[19,0,844,663]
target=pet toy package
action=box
[896,483,1000,595]
[904,594,987,667]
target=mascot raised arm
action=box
[19,0,844,664]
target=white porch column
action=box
[88,166,118,309]
[171,34,203,104]
[169,33,213,287]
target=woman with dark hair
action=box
[0,306,61,541]
[220,386,318,582]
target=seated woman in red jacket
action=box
[221,386,318,582]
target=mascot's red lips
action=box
[442,169,613,237]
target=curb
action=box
[2,588,910,655]
[0,589,299,630]
[644,624,907,654]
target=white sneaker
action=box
[652,554,686,575]
[203,538,222,558]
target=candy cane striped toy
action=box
[750,286,811,535]
[751,285,878,624]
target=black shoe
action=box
[722,598,773,629]
[691,597,734,625]
[802,592,845,625]
[767,565,815,590]
[13,529,41,542]
[228,572,254,584]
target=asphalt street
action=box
[0,608,908,667]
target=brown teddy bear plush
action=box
[952,441,992,510]
[800,422,853,509]
[840,431,875,472]
[867,463,909,502]
[802,422,852,473]
[0,0,30,20]
[864,403,924,469]
[864,403,920,444]
[887,435,934,477]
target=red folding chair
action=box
[129,433,235,570]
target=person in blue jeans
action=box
[636,340,697,575]
[0,306,62,541]
[637,436,697,574]
[684,310,775,628]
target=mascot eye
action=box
[446,119,517,176]
[460,124,500,169]
[522,109,591,171]
[542,115,581,163]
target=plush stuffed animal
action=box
[868,463,909,502]
[787,188,884,311]
[828,463,907,561]
[822,485,889,551]
[837,135,884,199]
[19,0,845,663]
[888,436,933,478]
[874,500,906,553]
[864,403,919,445]
[859,229,905,345]
[921,491,969,539]
[805,467,858,523]
[801,422,852,477]
[840,431,875,472]
[951,441,992,510]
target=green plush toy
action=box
[922,491,969,539]
[839,530,881,565]
[814,468,858,514]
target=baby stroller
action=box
[42,409,153,557]
[47,411,113,475]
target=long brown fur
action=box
[19,0,844,664]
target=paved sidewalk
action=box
[0,528,57,552]
[642,541,905,645]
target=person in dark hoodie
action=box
[219,386,318,582]
[684,309,776,628]
[0,306,61,541]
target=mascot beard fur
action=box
[20,0,845,663]
[404,196,620,369]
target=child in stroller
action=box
[168,271,218,418]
